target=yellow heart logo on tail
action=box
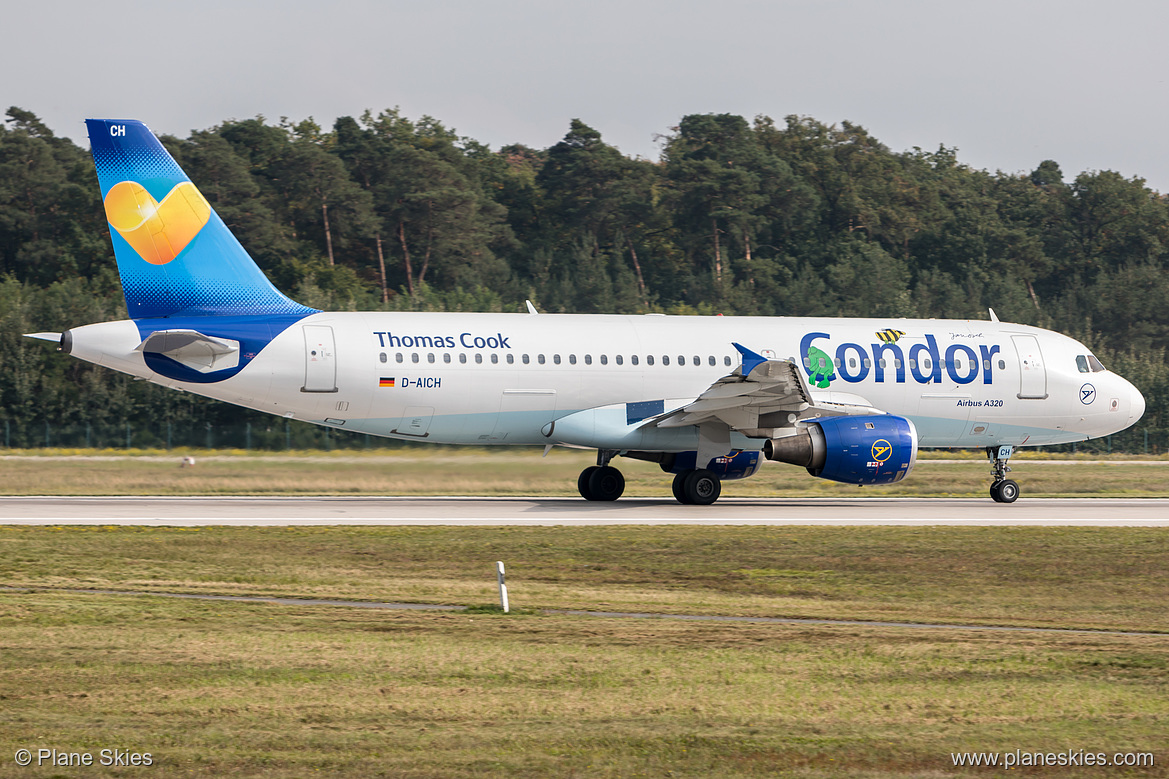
[104,181,211,265]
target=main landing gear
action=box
[987,445,1020,503]
[671,469,721,505]
[577,450,625,501]
[576,451,725,505]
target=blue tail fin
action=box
[86,119,314,319]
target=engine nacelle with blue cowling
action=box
[659,450,763,481]
[763,415,918,485]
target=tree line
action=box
[1,106,1166,451]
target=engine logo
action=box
[870,439,893,463]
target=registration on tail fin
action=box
[86,119,313,319]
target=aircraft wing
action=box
[648,343,880,437]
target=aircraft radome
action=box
[25,120,1146,505]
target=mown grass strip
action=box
[2,590,1166,778]
[3,525,1167,632]
[7,585,1166,637]
[1,448,1169,496]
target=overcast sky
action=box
[7,0,1168,192]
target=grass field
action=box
[2,526,1168,777]
[2,447,1169,496]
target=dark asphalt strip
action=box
[2,586,1164,638]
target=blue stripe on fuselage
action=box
[134,313,311,384]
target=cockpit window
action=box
[1077,354,1107,373]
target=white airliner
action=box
[27,120,1146,504]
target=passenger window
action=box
[491,354,498,364]
[585,354,593,365]
[646,355,654,366]
[598,355,606,365]
[396,353,404,363]
[459,353,467,364]
[569,354,577,365]
[554,354,561,365]
[849,358,857,368]
[982,360,989,370]
[894,359,901,369]
[969,360,976,370]
[708,356,715,366]
[475,354,483,364]
[443,353,451,364]
[923,358,931,370]
[614,355,621,365]
[998,359,1006,370]
[412,353,420,364]
[863,358,871,368]
[630,355,638,366]
[879,359,886,368]
[427,353,435,363]
[522,354,530,364]
[379,352,387,363]
[506,354,514,364]
[909,359,916,369]
[724,356,732,366]
[663,356,670,366]
[538,354,546,365]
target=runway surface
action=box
[2,496,1168,524]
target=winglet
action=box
[732,342,768,377]
[525,299,539,315]
[988,307,1000,322]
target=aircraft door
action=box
[302,325,338,393]
[1012,335,1047,399]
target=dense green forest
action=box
[1,106,1166,451]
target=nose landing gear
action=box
[987,445,1020,503]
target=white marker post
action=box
[496,561,509,613]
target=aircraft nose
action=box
[1130,382,1146,424]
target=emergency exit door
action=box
[302,325,338,393]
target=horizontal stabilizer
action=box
[135,329,240,374]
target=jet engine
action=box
[763,415,918,485]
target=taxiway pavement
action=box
[2,496,1167,525]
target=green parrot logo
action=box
[806,344,835,388]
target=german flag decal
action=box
[379,377,395,388]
